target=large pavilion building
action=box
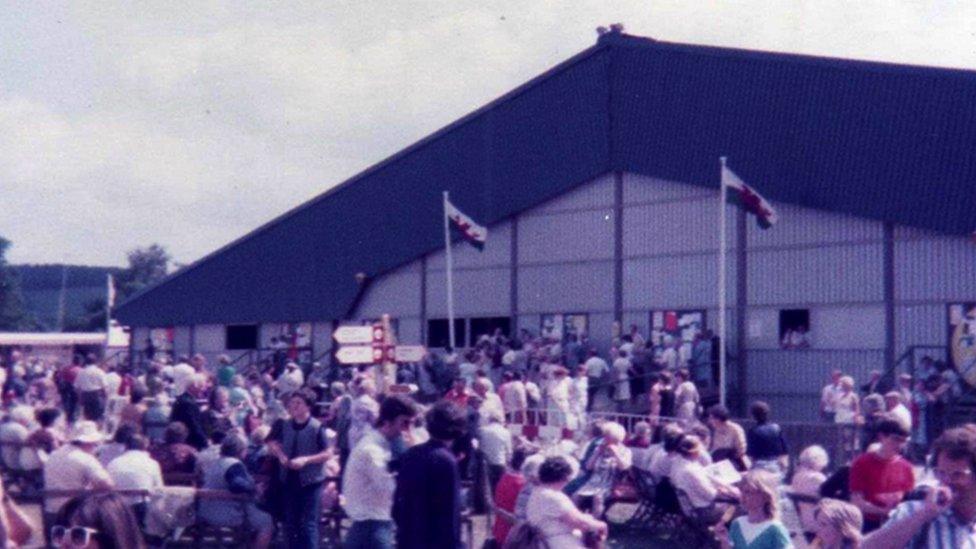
[115,30,976,420]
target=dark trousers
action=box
[59,387,77,422]
[345,520,395,549]
[80,390,105,422]
[586,378,601,411]
[282,481,323,549]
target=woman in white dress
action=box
[833,376,859,424]
[527,456,608,549]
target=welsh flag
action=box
[445,199,487,250]
[722,164,779,229]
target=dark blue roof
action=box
[117,32,976,327]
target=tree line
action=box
[0,237,172,332]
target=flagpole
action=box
[106,274,113,335]
[443,191,457,351]
[718,157,728,408]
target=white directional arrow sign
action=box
[394,345,427,363]
[335,346,379,364]
[333,325,375,345]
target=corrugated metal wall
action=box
[130,169,973,421]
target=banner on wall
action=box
[149,328,174,355]
[540,314,588,342]
[650,309,705,348]
[949,303,976,387]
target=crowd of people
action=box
[0,332,969,548]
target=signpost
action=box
[394,345,427,363]
[332,325,375,345]
[333,318,427,387]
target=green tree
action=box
[0,237,35,331]
[63,243,172,332]
[116,243,171,301]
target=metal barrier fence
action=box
[518,408,860,473]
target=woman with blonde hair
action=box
[717,470,792,548]
[812,498,862,548]
[791,445,829,540]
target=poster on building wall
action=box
[948,303,976,386]
[540,314,588,342]
[649,310,705,348]
[149,328,174,355]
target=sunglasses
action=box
[51,526,99,547]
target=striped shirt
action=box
[886,500,976,549]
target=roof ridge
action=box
[606,32,976,82]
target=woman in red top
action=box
[492,448,529,545]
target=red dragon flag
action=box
[722,164,779,229]
[445,198,487,250]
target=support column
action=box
[420,256,428,346]
[613,172,624,326]
[510,216,519,335]
[883,222,895,371]
[735,208,748,414]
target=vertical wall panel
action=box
[811,306,886,349]
[622,173,712,204]
[357,263,422,318]
[623,198,721,256]
[312,321,333,356]
[173,327,192,357]
[894,304,947,351]
[623,254,736,309]
[748,245,884,305]
[195,325,225,353]
[518,210,614,264]
[529,174,614,214]
[894,238,976,301]
[518,263,613,314]
[748,203,883,248]
[426,268,511,317]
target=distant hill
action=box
[13,265,121,331]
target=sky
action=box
[3,1,976,267]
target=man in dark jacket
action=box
[169,374,208,449]
[393,401,467,549]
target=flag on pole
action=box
[445,199,487,250]
[107,274,116,309]
[722,164,779,229]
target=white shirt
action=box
[500,381,527,412]
[890,403,913,430]
[671,456,718,509]
[74,365,106,392]
[44,445,113,512]
[478,392,505,425]
[569,377,588,411]
[458,362,478,386]
[172,362,196,395]
[660,348,679,370]
[478,422,513,467]
[342,429,395,521]
[275,368,305,395]
[584,357,609,379]
[821,383,841,413]
[104,372,122,396]
[0,422,28,470]
[107,450,163,502]
[526,487,585,549]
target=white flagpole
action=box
[718,157,728,408]
[443,191,457,351]
[106,273,113,335]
